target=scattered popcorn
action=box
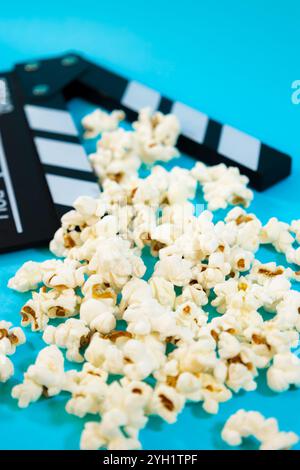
[88,236,146,291]
[154,255,193,287]
[149,276,176,308]
[149,384,185,423]
[286,246,300,266]
[267,352,300,392]
[43,319,91,362]
[65,363,108,417]
[6,105,300,451]
[89,128,140,184]
[12,346,65,407]
[8,259,69,293]
[0,321,26,356]
[80,298,116,334]
[133,107,180,164]
[82,108,125,138]
[20,287,80,331]
[221,410,299,450]
[191,162,253,211]
[260,217,294,254]
[8,261,43,292]
[0,354,14,383]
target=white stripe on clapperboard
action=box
[34,137,92,173]
[218,125,261,172]
[0,131,23,233]
[121,81,161,112]
[45,174,100,207]
[24,105,78,136]
[171,101,209,144]
[24,105,100,207]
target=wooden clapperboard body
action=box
[0,53,292,252]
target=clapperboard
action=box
[0,52,292,252]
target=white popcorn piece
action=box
[154,254,193,287]
[218,332,241,360]
[221,409,299,450]
[174,301,208,338]
[191,162,253,211]
[201,377,231,414]
[85,330,166,380]
[12,346,65,407]
[267,352,300,392]
[290,219,300,243]
[0,321,26,356]
[286,246,300,266]
[20,287,80,331]
[42,259,86,289]
[122,337,165,380]
[82,108,125,138]
[170,333,218,374]
[161,201,195,227]
[226,362,257,393]
[80,377,153,450]
[101,380,151,431]
[149,276,176,308]
[74,195,99,218]
[85,332,129,374]
[90,128,140,184]
[120,278,153,312]
[176,282,209,307]
[133,107,180,164]
[43,319,91,363]
[229,246,254,272]
[224,207,262,252]
[248,262,292,312]
[149,384,185,423]
[194,252,231,289]
[166,167,197,205]
[0,321,26,383]
[81,274,117,304]
[65,363,108,417]
[8,261,44,292]
[212,277,264,314]
[260,217,294,254]
[0,353,14,383]
[49,228,68,257]
[275,290,300,331]
[123,298,185,342]
[80,298,116,334]
[88,236,146,291]
[8,259,67,292]
[80,418,141,451]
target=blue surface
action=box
[0,1,300,450]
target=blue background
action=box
[0,0,299,450]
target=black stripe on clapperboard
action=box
[120,79,264,174]
[24,104,101,219]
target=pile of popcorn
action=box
[4,107,300,450]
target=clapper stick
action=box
[0,52,292,252]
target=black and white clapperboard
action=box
[0,52,292,253]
